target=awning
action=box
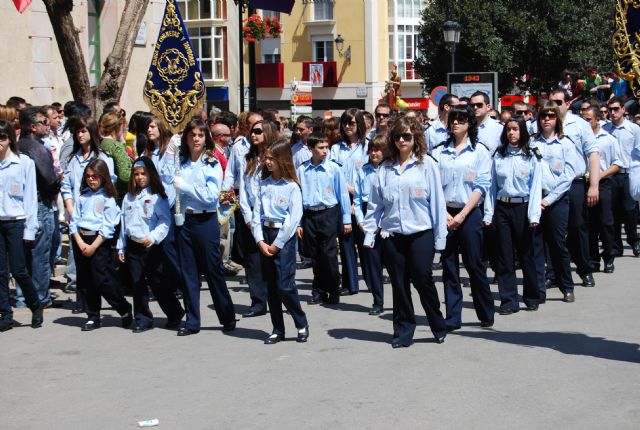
[249,0,295,14]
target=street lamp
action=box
[334,34,351,64]
[442,19,461,73]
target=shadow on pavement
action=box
[327,328,390,343]
[201,325,269,340]
[455,330,640,363]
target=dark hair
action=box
[261,138,299,184]
[321,116,341,146]
[362,111,374,127]
[64,102,92,119]
[497,117,531,157]
[306,131,328,148]
[368,133,386,153]
[447,105,479,145]
[144,116,173,158]
[535,102,564,139]
[103,101,120,115]
[339,108,366,144]
[608,96,625,107]
[81,159,117,198]
[0,119,18,155]
[439,93,458,113]
[180,118,215,161]
[128,156,167,199]
[470,91,490,105]
[19,106,47,135]
[374,103,392,115]
[550,88,569,102]
[6,96,26,108]
[245,120,276,175]
[214,111,238,129]
[67,116,102,160]
[386,116,427,163]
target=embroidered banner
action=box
[614,1,640,97]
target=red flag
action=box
[13,0,33,13]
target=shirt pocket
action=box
[142,200,154,219]
[8,180,24,200]
[514,158,531,182]
[93,197,105,216]
[410,180,428,202]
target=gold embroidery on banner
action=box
[614,0,640,97]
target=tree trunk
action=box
[94,0,150,114]
[42,0,92,106]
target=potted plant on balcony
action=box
[243,14,281,42]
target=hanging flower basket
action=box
[243,14,281,42]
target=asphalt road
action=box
[2,251,639,429]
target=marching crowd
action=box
[0,86,639,347]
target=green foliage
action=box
[415,0,617,94]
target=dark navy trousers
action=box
[0,220,41,321]
[338,222,360,294]
[589,177,616,267]
[442,207,494,328]
[163,209,185,296]
[235,211,268,313]
[612,173,639,254]
[356,202,383,307]
[567,179,594,276]
[261,227,307,336]
[126,240,184,327]
[494,201,540,310]
[302,205,341,298]
[177,212,235,331]
[381,230,447,345]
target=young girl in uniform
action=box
[117,157,185,333]
[252,139,308,344]
[70,158,132,331]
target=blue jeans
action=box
[16,202,54,307]
[0,220,41,321]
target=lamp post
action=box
[442,19,461,73]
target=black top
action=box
[17,135,61,204]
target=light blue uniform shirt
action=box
[593,128,623,171]
[291,140,312,168]
[0,153,39,240]
[431,139,492,207]
[329,140,369,188]
[251,176,302,249]
[563,111,598,176]
[353,162,379,224]
[477,117,504,153]
[603,119,640,169]
[61,150,115,202]
[424,118,450,150]
[151,143,178,207]
[222,136,250,191]
[176,155,223,212]
[363,154,448,250]
[297,158,351,225]
[239,165,261,222]
[530,134,577,205]
[69,188,120,239]
[117,187,171,253]
[484,147,543,224]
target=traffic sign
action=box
[431,86,448,106]
[291,93,312,105]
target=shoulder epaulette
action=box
[330,159,342,167]
[425,152,438,163]
[477,142,489,152]
[532,146,543,160]
[203,154,219,166]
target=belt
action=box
[573,177,585,183]
[131,237,147,244]
[616,168,628,174]
[498,196,528,203]
[446,202,465,209]
[80,229,98,236]
[185,209,216,215]
[305,204,336,212]
[0,216,26,221]
[263,221,283,228]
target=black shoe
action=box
[297,260,313,270]
[81,320,101,331]
[545,279,558,289]
[432,261,442,270]
[446,325,461,332]
[132,324,153,333]
[63,284,77,294]
[242,310,266,318]
[435,335,446,344]
[222,265,239,276]
[368,306,383,315]
[539,297,546,304]
[121,313,133,328]
[392,341,411,348]
[497,306,519,315]
[633,242,640,257]
[165,309,185,329]
[603,261,615,274]
[222,321,236,332]
[480,319,494,328]
[0,320,14,332]
[525,304,539,311]
[177,327,200,336]
[296,326,309,343]
[339,288,357,296]
[323,294,340,305]
[31,303,45,328]
[581,273,595,287]
[562,292,575,303]
[307,295,324,305]
[264,333,284,344]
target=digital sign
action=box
[447,72,499,107]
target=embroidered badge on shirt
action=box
[465,170,477,182]
[94,199,105,214]
[277,196,288,207]
[9,181,22,196]
[412,187,427,199]
[326,186,334,195]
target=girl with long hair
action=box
[117,157,185,332]
[252,139,308,344]
[70,159,132,331]
[173,118,236,336]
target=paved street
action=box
[2,252,639,430]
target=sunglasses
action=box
[250,128,263,135]
[600,110,608,114]
[343,120,357,126]
[375,113,391,118]
[609,106,621,112]
[85,173,100,180]
[393,133,413,142]
[451,116,469,124]
[549,99,564,106]
[35,119,49,126]
[489,115,498,120]
[540,112,557,120]
[515,110,528,115]
[470,103,485,109]
[0,133,9,141]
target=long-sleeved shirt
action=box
[477,117,504,154]
[530,134,577,205]
[353,162,379,224]
[603,119,640,169]
[251,175,302,249]
[484,146,543,224]
[363,154,448,250]
[69,188,121,239]
[329,140,369,188]
[17,134,60,204]
[291,140,312,168]
[297,158,351,225]
[239,165,261,222]
[0,152,39,240]
[176,155,223,212]
[61,150,115,202]
[150,144,178,207]
[117,187,171,253]
[100,137,132,194]
[424,118,450,150]
[222,136,250,191]
[563,111,598,176]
